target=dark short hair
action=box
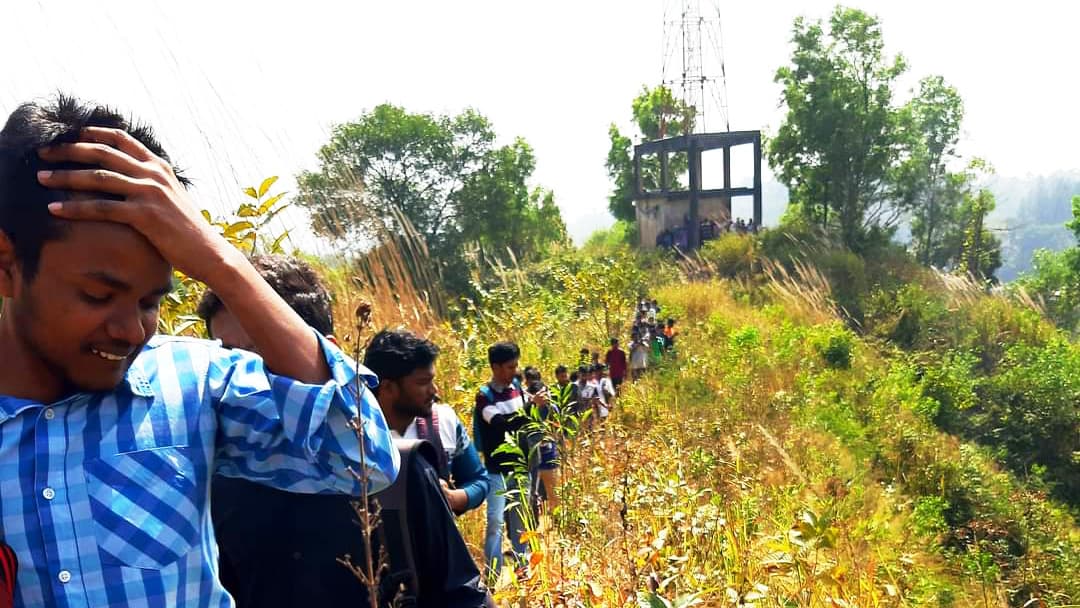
[523,366,542,382]
[0,94,188,279]
[577,365,588,375]
[554,364,568,375]
[610,337,619,345]
[363,329,440,384]
[488,341,520,366]
[198,255,334,336]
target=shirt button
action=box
[42,487,55,500]
[58,570,72,584]
[44,408,55,420]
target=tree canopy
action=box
[296,104,568,295]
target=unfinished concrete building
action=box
[633,130,763,250]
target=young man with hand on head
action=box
[0,96,398,608]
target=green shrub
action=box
[982,340,1080,503]
[699,233,755,278]
[811,323,855,370]
[817,249,868,326]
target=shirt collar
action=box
[0,365,155,424]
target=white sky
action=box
[3,0,1077,245]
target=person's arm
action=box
[40,128,325,383]
[440,410,488,513]
[197,339,399,495]
[449,442,489,513]
[480,392,521,436]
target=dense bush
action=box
[698,233,755,278]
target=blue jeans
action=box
[484,472,530,576]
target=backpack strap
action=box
[415,409,450,481]
[472,385,495,454]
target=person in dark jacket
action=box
[474,342,531,578]
[201,255,490,607]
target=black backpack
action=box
[375,438,438,607]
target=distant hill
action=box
[987,172,1080,281]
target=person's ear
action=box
[0,232,19,298]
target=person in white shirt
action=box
[629,336,650,381]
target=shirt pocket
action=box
[83,445,202,570]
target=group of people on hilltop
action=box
[656,215,759,249]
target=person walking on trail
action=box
[605,338,628,394]
[629,335,650,381]
[664,318,678,352]
[588,364,611,421]
[575,365,600,428]
[0,96,398,608]
[598,365,616,410]
[522,368,560,514]
[202,266,491,607]
[578,347,591,369]
[651,327,666,363]
[474,342,531,578]
[551,365,579,416]
[365,329,489,516]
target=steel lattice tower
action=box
[661,0,731,133]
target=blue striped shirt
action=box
[0,332,399,608]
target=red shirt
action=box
[0,542,16,608]
[606,347,628,379]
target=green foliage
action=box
[295,104,567,295]
[867,283,949,350]
[159,179,290,336]
[698,234,755,279]
[898,77,968,267]
[769,6,911,251]
[810,323,854,370]
[817,249,867,324]
[605,124,636,222]
[606,86,696,222]
[981,340,1080,502]
[957,188,1002,281]
[583,220,636,254]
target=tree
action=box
[457,138,569,262]
[768,7,911,251]
[899,76,967,266]
[296,104,566,294]
[606,86,696,222]
[957,188,1002,281]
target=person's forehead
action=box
[41,221,170,286]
